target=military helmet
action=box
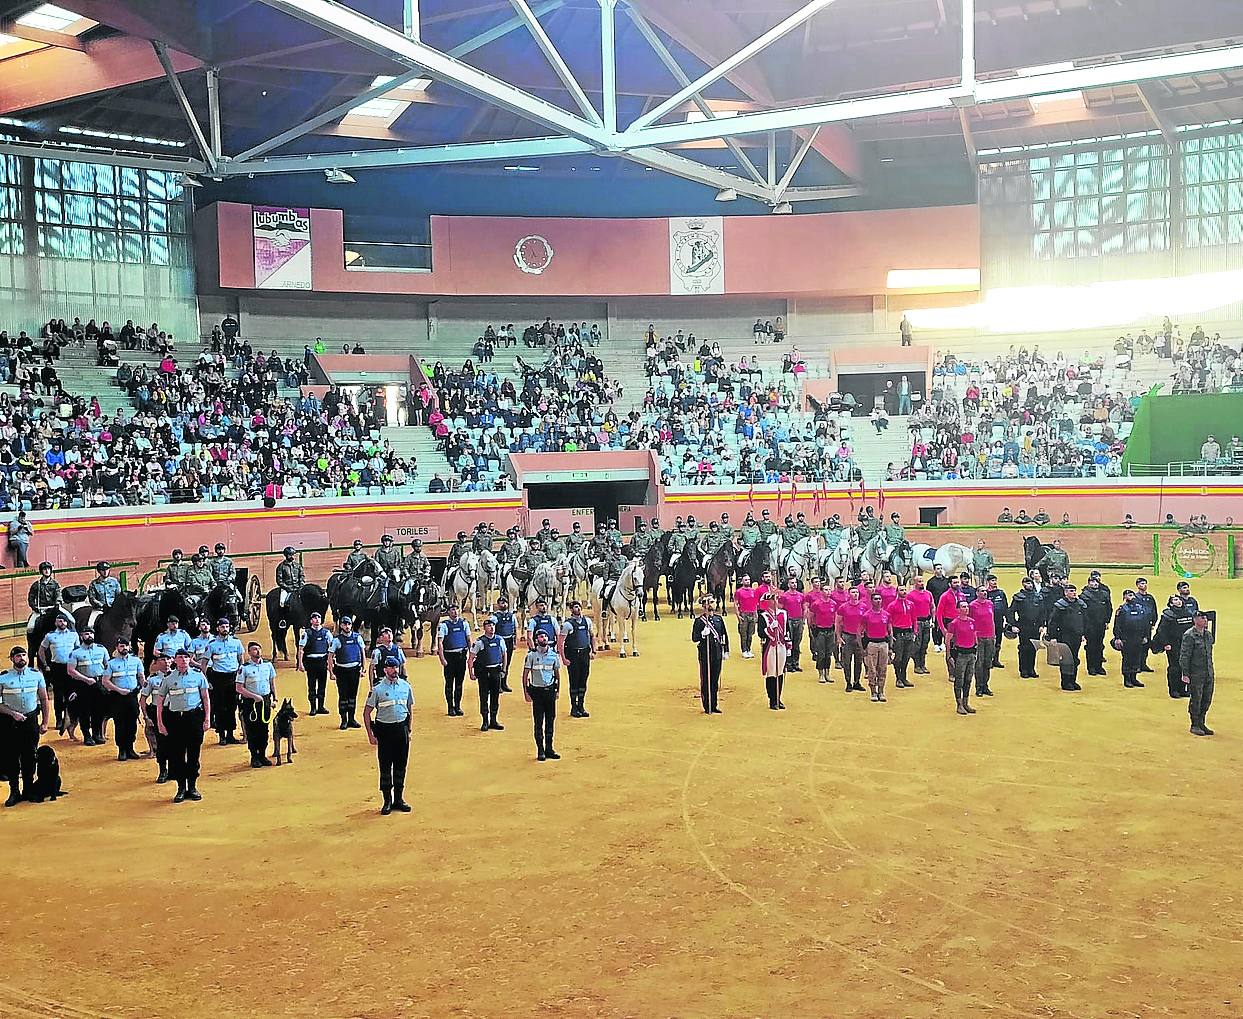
[282,546,295,555]
[215,542,226,551]
[457,530,467,540]
[381,534,394,543]
[95,561,110,571]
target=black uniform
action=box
[926,575,951,649]
[691,612,729,713]
[561,615,594,717]
[1134,590,1158,671]
[1080,583,1113,675]
[471,633,507,730]
[1046,595,1089,690]
[1006,588,1045,678]
[1112,601,1150,687]
[1153,606,1194,698]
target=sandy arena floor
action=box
[2,568,1240,1019]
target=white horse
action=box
[777,535,822,581]
[592,559,644,657]
[474,549,500,615]
[446,551,480,621]
[816,533,856,582]
[522,561,567,616]
[857,532,911,582]
[569,545,600,608]
[909,542,973,577]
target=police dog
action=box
[30,745,65,802]
[272,699,298,765]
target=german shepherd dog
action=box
[31,745,66,802]
[272,699,298,765]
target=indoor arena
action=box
[1,1,1242,1017]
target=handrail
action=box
[1126,460,1243,477]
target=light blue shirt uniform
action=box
[0,666,45,713]
[523,648,561,689]
[239,660,276,697]
[41,628,80,664]
[69,642,108,678]
[157,668,209,712]
[153,628,192,658]
[189,634,212,662]
[205,635,244,674]
[105,654,144,693]
[366,677,413,724]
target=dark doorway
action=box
[527,480,649,522]
[838,370,916,414]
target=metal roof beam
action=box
[507,0,602,126]
[152,40,216,172]
[0,138,208,173]
[1135,83,1180,146]
[622,146,776,202]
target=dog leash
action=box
[248,697,272,724]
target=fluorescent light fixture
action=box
[0,116,27,127]
[887,268,981,290]
[325,167,355,183]
[59,125,187,147]
[348,97,403,118]
[17,4,80,31]
[772,201,793,214]
[503,165,539,171]
[370,74,430,91]
[715,188,738,202]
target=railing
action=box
[343,241,432,272]
[1126,460,1243,477]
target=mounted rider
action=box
[739,513,761,549]
[445,531,469,571]
[667,520,689,568]
[87,560,121,611]
[702,521,728,564]
[565,521,587,554]
[588,527,610,559]
[719,512,733,539]
[684,515,700,545]
[542,528,568,562]
[28,561,72,629]
[471,523,494,553]
[275,546,305,607]
[793,511,812,542]
[781,514,801,550]
[648,516,664,545]
[534,518,554,547]
[884,512,905,545]
[629,520,653,556]
[163,548,189,589]
[498,527,524,564]
[605,518,623,548]
[183,552,216,604]
[757,508,777,542]
[820,514,845,548]
[342,539,370,573]
[856,506,881,543]
[403,539,431,582]
[211,543,236,587]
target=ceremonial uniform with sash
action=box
[691,608,729,714]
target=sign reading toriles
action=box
[669,216,725,295]
[253,206,312,290]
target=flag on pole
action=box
[859,479,867,515]
[748,481,755,510]
[878,481,886,518]
[847,478,855,518]
[812,476,821,516]
[791,478,798,514]
[776,480,784,519]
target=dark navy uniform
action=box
[1006,584,1045,679]
[1080,580,1113,676]
[0,658,47,804]
[330,627,366,727]
[470,630,508,730]
[489,608,518,692]
[691,611,730,713]
[204,633,244,743]
[560,613,595,718]
[437,615,471,716]
[102,650,143,759]
[1046,593,1089,691]
[299,622,333,716]
[1112,598,1150,688]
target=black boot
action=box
[392,785,412,812]
[4,783,20,807]
[766,676,778,709]
[156,765,168,784]
[347,709,361,729]
[339,715,349,731]
[381,789,393,815]
[777,676,786,710]
[173,783,186,803]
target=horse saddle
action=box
[62,585,88,602]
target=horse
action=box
[705,543,734,613]
[71,591,138,653]
[204,582,244,632]
[445,551,479,618]
[400,577,444,657]
[327,562,386,639]
[518,561,567,615]
[668,539,700,619]
[777,535,822,582]
[133,589,194,669]
[265,583,329,661]
[816,533,856,582]
[640,532,670,621]
[737,540,771,587]
[569,545,598,608]
[909,541,973,578]
[857,533,905,582]
[474,549,500,616]
[594,559,644,657]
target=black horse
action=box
[399,577,444,656]
[1024,535,1055,582]
[134,589,193,669]
[266,583,330,661]
[668,538,701,619]
[327,562,386,640]
[739,540,771,587]
[705,543,734,614]
[71,591,139,654]
[639,532,669,622]
[204,582,244,632]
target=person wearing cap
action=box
[374,536,403,607]
[489,596,518,693]
[756,508,777,543]
[205,618,244,745]
[329,616,366,729]
[102,637,144,761]
[37,614,78,737]
[402,540,431,582]
[139,652,171,783]
[558,600,596,719]
[370,627,406,689]
[183,553,215,603]
[469,617,508,732]
[648,516,664,545]
[606,518,623,549]
[86,561,121,612]
[1081,572,1113,677]
[275,547,305,608]
[155,648,211,803]
[498,530,523,565]
[1112,589,1149,689]
[971,540,995,590]
[0,646,49,806]
[691,595,729,714]
[237,642,277,767]
[1045,582,1089,691]
[534,518,554,548]
[67,626,109,746]
[1133,577,1158,673]
[543,528,567,563]
[445,532,469,572]
[522,629,562,760]
[153,615,192,661]
[297,611,333,717]
[342,539,370,574]
[565,520,587,555]
[437,604,471,717]
[666,520,688,569]
[739,515,761,550]
[211,543,236,587]
[162,549,189,590]
[363,656,414,814]
[1180,612,1216,736]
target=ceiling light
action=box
[176,173,202,188]
[370,74,430,91]
[17,4,79,32]
[715,188,738,202]
[59,125,187,147]
[503,165,539,172]
[348,97,403,118]
[772,202,793,215]
[325,168,355,184]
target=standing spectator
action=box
[7,510,32,568]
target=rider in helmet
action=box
[342,539,370,573]
[781,514,800,550]
[684,515,700,544]
[163,548,189,589]
[446,531,469,571]
[667,520,688,568]
[374,534,403,606]
[275,546,305,607]
[28,561,71,630]
[534,518,554,547]
[629,519,651,556]
[499,527,523,565]
[565,520,586,554]
[403,539,431,581]
[794,511,812,542]
[757,508,777,541]
[87,560,121,611]
[211,542,236,586]
[542,528,567,562]
[648,516,664,544]
[740,513,761,549]
[184,552,215,602]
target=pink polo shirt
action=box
[778,589,805,620]
[945,617,978,650]
[876,584,899,607]
[906,588,934,620]
[968,598,995,633]
[862,607,891,639]
[807,592,837,628]
[937,589,964,630]
[836,601,864,635]
[887,595,916,629]
[829,588,851,612]
[735,587,760,614]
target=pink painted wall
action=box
[207,203,980,299]
[508,450,659,484]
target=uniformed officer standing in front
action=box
[236,641,277,768]
[436,603,471,717]
[329,615,366,729]
[468,617,507,733]
[154,616,192,662]
[1045,582,1089,691]
[522,630,562,762]
[363,656,414,814]
[38,614,78,737]
[67,626,109,747]
[0,647,49,806]
[1081,571,1113,676]
[155,648,211,803]
[102,637,144,761]
[691,596,730,714]
[490,597,518,692]
[1112,589,1149,689]
[297,611,333,717]
[559,600,596,718]
[204,618,244,744]
[139,651,170,783]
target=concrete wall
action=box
[607,297,787,343]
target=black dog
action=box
[272,699,298,765]
[30,745,66,802]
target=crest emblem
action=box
[670,216,723,294]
